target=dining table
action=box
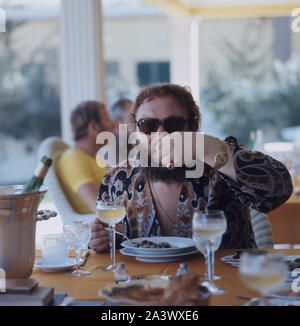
[32,248,300,306]
[268,177,300,245]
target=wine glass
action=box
[63,220,92,276]
[192,210,227,295]
[239,252,288,305]
[96,199,126,272]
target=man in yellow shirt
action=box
[56,101,114,214]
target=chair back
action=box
[38,137,94,223]
[250,208,274,248]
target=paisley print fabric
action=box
[97,137,293,249]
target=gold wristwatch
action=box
[213,140,228,170]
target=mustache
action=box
[139,166,187,183]
[139,156,188,182]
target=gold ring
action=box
[167,161,175,170]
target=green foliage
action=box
[201,57,300,146]
[0,22,61,141]
[201,18,300,146]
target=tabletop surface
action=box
[32,248,300,306]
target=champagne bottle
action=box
[22,156,52,194]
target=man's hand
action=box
[152,131,203,167]
[89,218,109,253]
[152,131,205,178]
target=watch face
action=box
[217,153,227,165]
[215,151,228,169]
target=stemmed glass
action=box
[63,220,92,276]
[239,252,288,305]
[96,199,126,272]
[192,210,227,295]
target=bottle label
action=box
[34,162,49,179]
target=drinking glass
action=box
[114,262,131,284]
[239,252,288,305]
[96,199,126,272]
[63,220,92,276]
[41,234,68,265]
[192,210,227,295]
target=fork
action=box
[104,227,130,240]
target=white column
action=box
[60,0,105,143]
[189,18,200,103]
[169,16,201,103]
[0,8,6,33]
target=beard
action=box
[138,155,188,183]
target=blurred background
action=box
[0,0,300,185]
[1,0,300,246]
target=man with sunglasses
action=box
[89,83,293,253]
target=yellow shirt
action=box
[56,147,107,214]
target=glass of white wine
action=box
[239,252,288,305]
[96,199,126,272]
[192,210,227,295]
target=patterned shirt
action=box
[97,137,293,249]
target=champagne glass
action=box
[239,252,288,305]
[63,220,92,276]
[96,199,126,272]
[192,210,227,295]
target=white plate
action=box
[221,255,300,265]
[120,247,198,262]
[269,282,300,301]
[221,255,300,283]
[226,262,240,267]
[121,236,196,256]
[221,255,241,267]
[34,258,76,272]
[221,255,240,263]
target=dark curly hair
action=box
[128,83,201,134]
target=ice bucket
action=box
[0,185,56,278]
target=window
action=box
[137,61,170,86]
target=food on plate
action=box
[131,274,172,281]
[162,274,208,306]
[109,274,211,306]
[111,285,164,302]
[133,240,172,249]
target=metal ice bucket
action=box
[0,185,56,278]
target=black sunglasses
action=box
[136,116,187,134]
